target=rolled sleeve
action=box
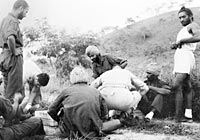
[5,20,18,39]
[130,74,149,96]
[90,77,102,89]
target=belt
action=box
[98,83,130,91]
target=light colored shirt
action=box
[23,59,42,85]
[91,68,149,111]
[91,68,149,95]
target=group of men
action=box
[49,6,200,139]
[0,0,200,139]
[0,0,50,139]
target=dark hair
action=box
[13,0,29,10]
[178,6,193,17]
[37,73,50,86]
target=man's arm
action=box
[90,77,102,89]
[130,73,149,96]
[7,35,17,55]
[106,55,128,69]
[148,85,171,95]
[23,86,40,112]
[178,22,200,44]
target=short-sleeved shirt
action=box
[92,54,127,78]
[0,13,23,48]
[92,68,149,95]
[48,84,107,138]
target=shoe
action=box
[144,117,150,123]
[175,117,193,123]
[119,113,137,127]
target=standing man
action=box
[0,0,29,101]
[170,6,200,122]
[85,45,128,79]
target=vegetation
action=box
[20,7,200,140]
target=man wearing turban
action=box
[85,45,128,79]
[138,63,171,122]
[170,6,200,122]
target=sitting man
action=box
[48,66,135,139]
[138,63,171,122]
[90,65,149,116]
[22,59,50,113]
[85,45,128,79]
[0,93,45,140]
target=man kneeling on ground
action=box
[48,66,136,139]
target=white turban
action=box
[146,63,161,76]
[70,66,89,84]
[85,45,100,56]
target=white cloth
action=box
[23,59,42,85]
[173,25,196,74]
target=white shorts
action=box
[173,49,195,74]
[100,87,142,111]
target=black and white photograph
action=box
[0,0,200,139]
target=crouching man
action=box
[91,65,149,117]
[21,59,50,113]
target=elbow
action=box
[140,87,149,96]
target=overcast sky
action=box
[0,0,199,33]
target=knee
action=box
[172,81,182,92]
[28,117,43,126]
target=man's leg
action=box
[2,72,8,99]
[145,94,163,121]
[173,73,187,121]
[0,127,15,140]
[183,75,193,119]
[5,56,23,100]
[9,117,45,140]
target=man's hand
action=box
[23,103,32,113]
[170,42,177,49]
[13,92,23,103]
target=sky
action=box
[0,0,200,33]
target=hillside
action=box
[100,7,200,82]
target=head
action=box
[85,45,100,62]
[34,73,50,87]
[112,65,122,70]
[12,0,29,20]
[70,66,89,84]
[178,6,193,26]
[146,63,160,80]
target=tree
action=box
[23,18,100,81]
